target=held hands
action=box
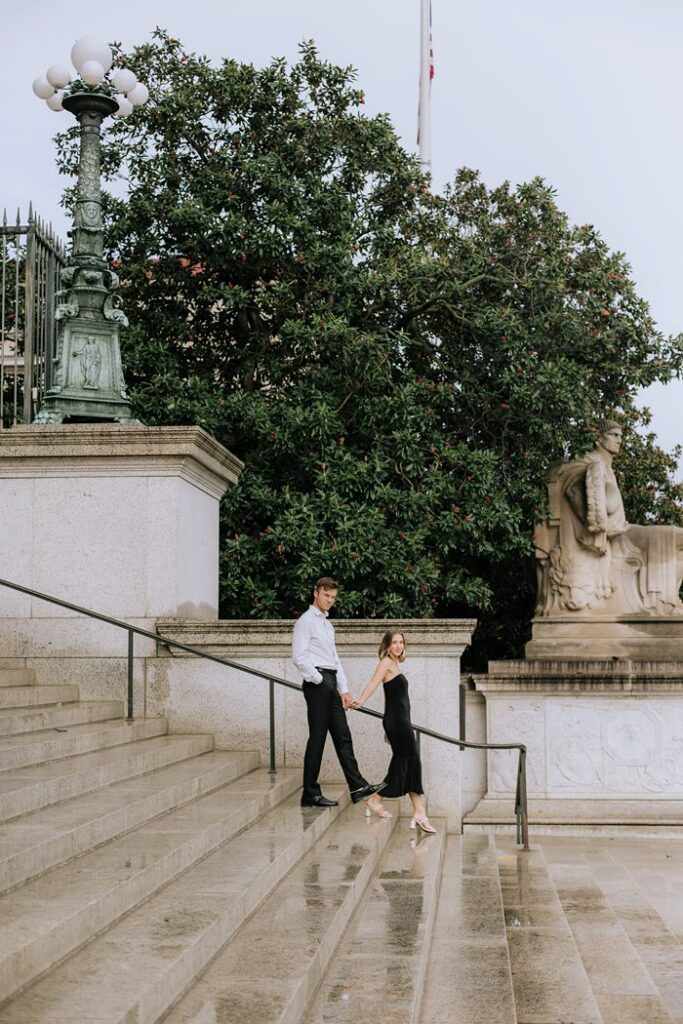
[340,692,364,710]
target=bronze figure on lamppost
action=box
[32,37,148,423]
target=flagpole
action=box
[418,0,432,172]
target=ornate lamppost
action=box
[31,36,148,423]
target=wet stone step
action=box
[0,717,170,771]
[161,798,395,1024]
[547,859,675,1024]
[0,670,36,688]
[0,767,301,1005]
[0,700,123,739]
[0,749,259,894]
[419,834,517,1024]
[0,685,79,710]
[0,785,347,1024]
[0,731,212,822]
[305,819,445,1024]
[543,835,683,1024]
[496,836,603,1024]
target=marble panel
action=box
[147,656,286,765]
[0,479,33,618]
[31,475,149,618]
[546,698,683,798]
[487,697,545,797]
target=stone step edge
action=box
[0,770,303,1005]
[0,732,212,823]
[306,823,446,1024]
[0,685,79,709]
[408,828,447,1024]
[0,788,350,1024]
[0,750,261,896]
[0,717,169,772]
[539,850,677,1024]
[0,701,124,738]
[0,671,36,688]
[160,801,395,1024]
[465,822,683,838]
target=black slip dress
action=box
[381,672,424,798]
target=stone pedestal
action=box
[147,617,479,832]
[466,658,683,833]
[526,615,683,660]
[0,425,241,704]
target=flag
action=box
[417,0,434,169]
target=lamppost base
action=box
[35,315,139,425]
[34,401,139,425]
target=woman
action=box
[352,631,436,834]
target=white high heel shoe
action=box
[365,796,392,819]
[412,814,436,834]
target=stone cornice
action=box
[0,425,243,497]
[472,658,683,694]
[155,617,477,658]
[488,659,683,677]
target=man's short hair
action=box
[314,576,339,592]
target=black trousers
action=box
[302,668,367,801]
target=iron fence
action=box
[0,205,66,427]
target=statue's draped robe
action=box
[537,452,683,615]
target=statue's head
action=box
[596,419,623,455]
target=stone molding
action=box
[155,617,477,658]
[0,424,243,499]
[472,658,683,693]
[527,613,683,660]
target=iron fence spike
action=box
[28,202,33,222]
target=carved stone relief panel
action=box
[487,699,545,796]
[545,699,683,797]
[64,329,111,393]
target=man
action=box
[292,576,384,808]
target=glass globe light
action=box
[46,64,71,89]
[113,94,133,118]
[32,76,55,100]
[111,68,137,94]
[46,91,65,112]
[81,60,105,86]
[127,82,149,106]
[71,36,113,74]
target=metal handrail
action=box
[0,575,530,849]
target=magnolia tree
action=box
[55,30,683,663]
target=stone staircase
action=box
[2,668,683,1023]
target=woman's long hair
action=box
[378,630,406,662]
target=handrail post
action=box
[459,681,467,751]
[520,747,530,851]
[268,678,276,774]
[127,629,134,720]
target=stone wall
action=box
[474,659,683,801]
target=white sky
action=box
[2,1,681,470]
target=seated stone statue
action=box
[534,421,683,616]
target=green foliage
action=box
[55,30,683,665]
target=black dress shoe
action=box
[300,795,338,808]
[350,782,386,805]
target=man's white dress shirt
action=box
[292,605,349,694]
